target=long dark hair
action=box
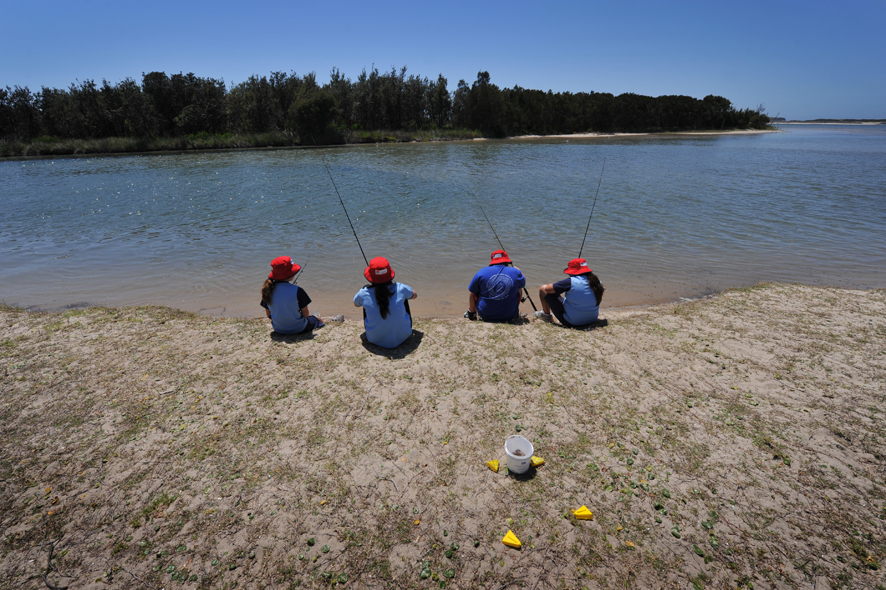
[581,272,605,305]
[261,278,289,306]
[370,280,394,319]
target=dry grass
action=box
[1,284,885,589]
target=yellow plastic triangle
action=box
[502,530,522,548]
[530,456,545,467]
[486,460,499,472]
[573,506,593,520]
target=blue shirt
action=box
[354,282,415,348]
[468,264,526,321]
[260,282,312,334]
[553,276,599,325]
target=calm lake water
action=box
[2,125,885,319]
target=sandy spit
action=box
[509,129,779,140]
[1,283,884,589]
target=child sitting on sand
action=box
[261,256,325,335]
[535,258,603,328]
[354,257,418,348]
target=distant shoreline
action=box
[0,128,780,162]
[509,129,779,140]
[776,121,885,125]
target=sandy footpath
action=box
[1,283,885,589]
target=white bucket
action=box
[504,435,534,474]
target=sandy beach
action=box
[2,283,885,589]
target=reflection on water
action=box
[2,125,885,319]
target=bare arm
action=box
[468,292,478,312]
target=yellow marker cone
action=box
[530,456,545,468]
[502,530,522,548]
[573,506,593,520]
[486,460,499,472]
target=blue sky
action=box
[2,0,883,120]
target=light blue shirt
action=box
[354,282,414,348]
[563,276,600,325]
[264,282,309,334]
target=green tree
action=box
[1,86,41,140]
[466,71,503,136]
[116,78,158,137]
[325,67,353,127]
[402,73,428,129]
[288,91,339,139]
[142,72,181,136]
[227,75,279,133]
[428,74,451,128]
[451,79,469,128]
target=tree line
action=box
[0,67,770,145]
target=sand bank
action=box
[2,283,884,588]
[510,129,779,140]
[778,122,884,126]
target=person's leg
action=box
[298,315,325,333]
[543,293,575,328]
[538,285,552,314]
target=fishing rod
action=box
[578,158,606,259]
[465,186,538,312]
[293,258,309,284]
[312,136,369,267]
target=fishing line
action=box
[465,186,538,312]
[578,158,606,259]
[312,136,369,267]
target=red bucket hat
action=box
[364,256,395,284]
[564,258,593,275]
[489,250,512,265]
[269,256,301,281]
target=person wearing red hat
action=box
[353,257,418,348]
[535,258,604,328]
[465,250,526,322]
[260,256,325,334]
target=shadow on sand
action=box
[269,331,316,343]
[553,318,608,331]
[508,466,539,481]
[360,329,424,358]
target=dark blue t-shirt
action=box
[468,264,526,321]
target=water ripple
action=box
[1,125,884,316]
